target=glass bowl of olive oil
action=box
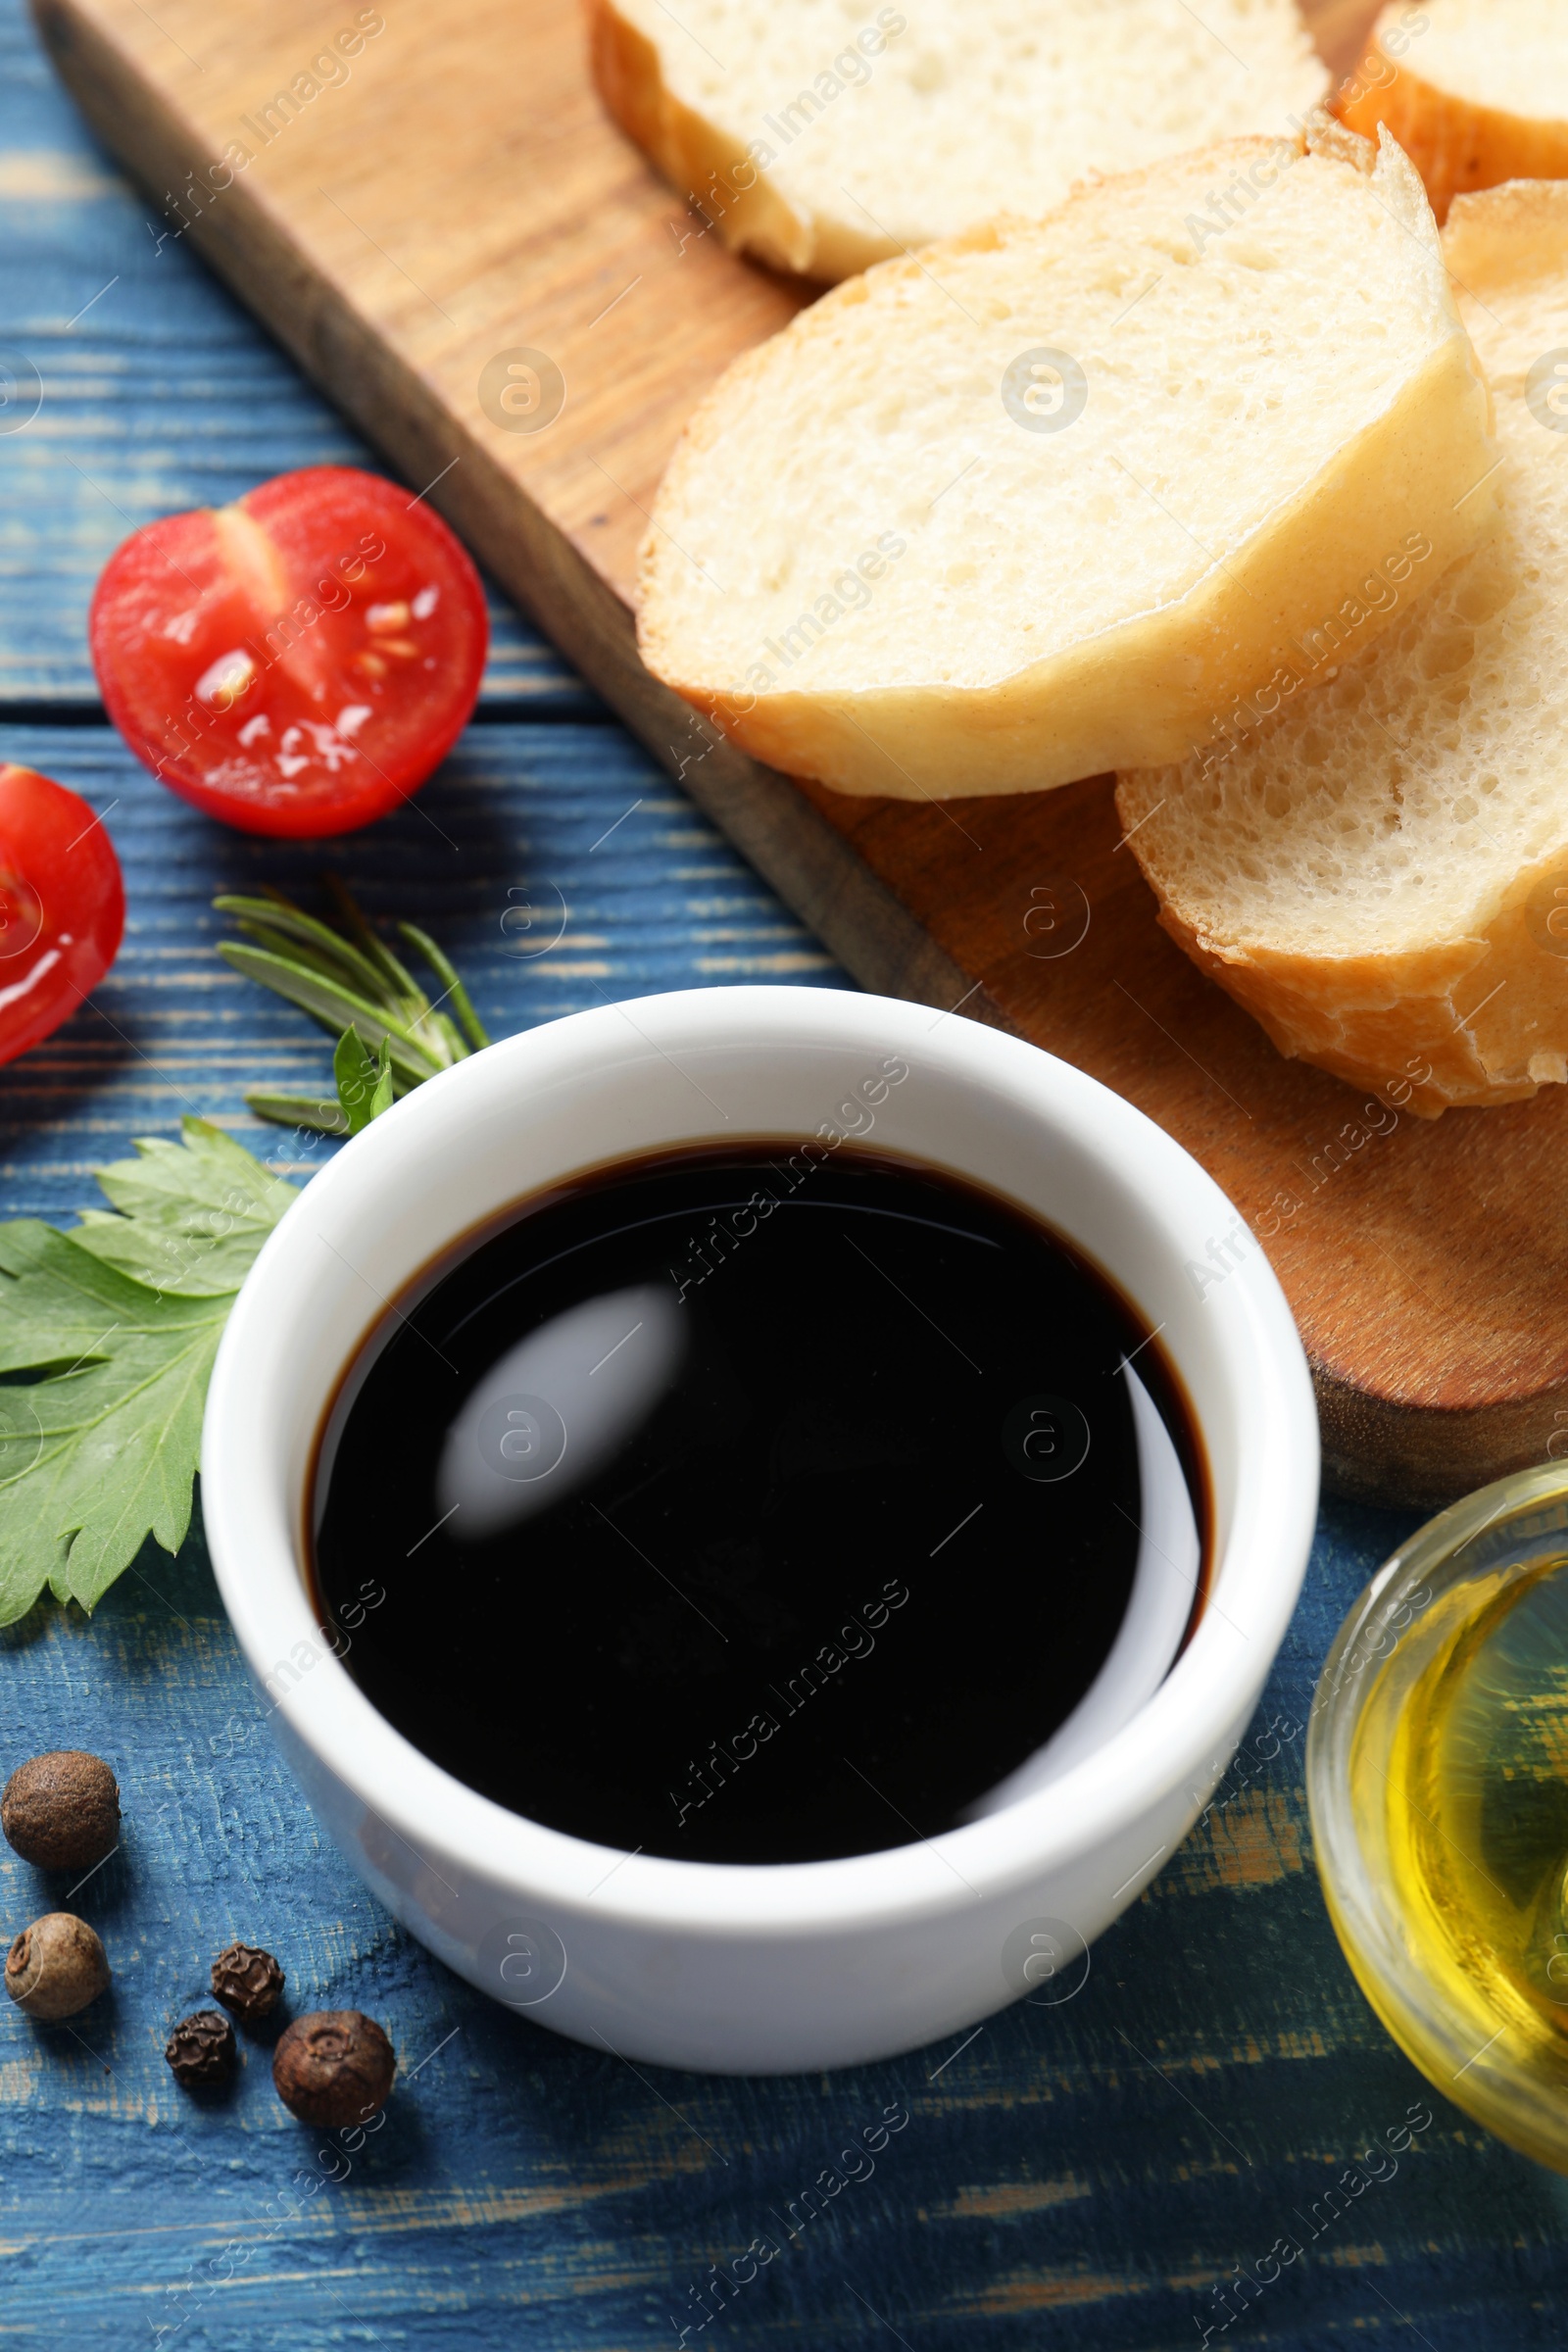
[1309,1464,1568,2171]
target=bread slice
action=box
[1338,1,1568,224]
[589,0,1330,283]
[638,122,1497,802]
[1116,179,1568,1117]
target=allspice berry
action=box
[212,1940,285,2023]
[272,2011,395,2127]
[2,1751,120,1872]
[166,2010,236,2088]
[6,1913,111,2019]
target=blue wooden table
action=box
[4,7,1568,2342]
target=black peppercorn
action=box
[166,2010,237,2088]
[272,2010,395,2126]
[5,1913,111,2018]
[212,1940,285,2023]
[1,1751,120,1872]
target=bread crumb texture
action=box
[1118,179,1568,1114]
[640,127,1495,798]
[598,0,1327,276]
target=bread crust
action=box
[1118,853,1561,1118]
[584,0,890,279]
[1117,179,1568,1117]
[588,0,1328,284]
[1336,4,1568,221]
[661,329,1491,800]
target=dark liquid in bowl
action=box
[311,1143,1206,1863]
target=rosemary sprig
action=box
[215,881,490,1135]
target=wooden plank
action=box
[0,718,841,1214]
[28,0,1568,1508]
[0,1,591,708]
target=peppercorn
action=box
[5,1912,111,2019]
[272,2011,395,2127]
[165,2009,236,2088]
[1,1751,120,1872]
[211,1940,285,2023]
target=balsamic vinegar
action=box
[312,1143,1205,1863]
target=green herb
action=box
[0,1122,296,1627]
[333,1029,394,1134]
[0,890,489,1627]
[216,879,488,1135]
[71,1120,299,1297]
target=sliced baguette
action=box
[1338,1,1568,223]
[589,0,1329,283]
[638,122,1496,802]
[1116,178,1568,1117]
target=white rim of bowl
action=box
[203,986,1319,1941]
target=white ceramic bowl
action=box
[202,986,1318,2074]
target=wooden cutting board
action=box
[31,0,1568,1507]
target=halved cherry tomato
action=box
[88,466,488,838]
[0,765,124,1066]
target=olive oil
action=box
[1367,1554,1568,2093]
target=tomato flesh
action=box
[0,765,124,1066]
[89,466,488,838]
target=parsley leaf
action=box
[0,1120,296,1626]
[72,1118,300,1297]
